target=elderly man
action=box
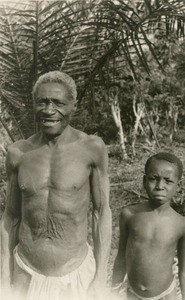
[1,71,112,300]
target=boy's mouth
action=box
[153,194,166,199]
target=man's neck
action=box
[42,125,73,146]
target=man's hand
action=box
[88,278,110,300]
[1,280,13,300]
[111,283,126,300]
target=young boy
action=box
[112,152,185,300]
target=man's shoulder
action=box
[71,127,106,152]
[85,136,108,166]
[70,128,107,165]
[72,127,104,145]
[6,139,27,171]
[70,127,87,139]
[6,134,38,170]
[7,133,38,153]
[7,139,28,156]
[83,134,106,151]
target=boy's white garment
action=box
[127,276,176,300]
[13,244,96,300]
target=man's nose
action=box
[43,102,55,114]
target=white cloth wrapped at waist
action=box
[13,244,96,300]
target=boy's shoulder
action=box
[170,206,185,224]
[120,202,149,218]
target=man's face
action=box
[34,82,76,137]
[143,159,179,206]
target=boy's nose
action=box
[156,180,164,189]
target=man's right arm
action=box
[112,209,130,293]
[1,146,22,291]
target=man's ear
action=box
[73,100,78,113]
[177,179,182,191]
[143,175,146,189]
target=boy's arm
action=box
[177,234,185,300]
[112,208,130,290]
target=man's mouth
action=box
[40,119,61,127]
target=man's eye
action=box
[51,100,65,106]
[57,102,65,106]
[166,180,173,184]
[37,99,46,105]
[149,177,155,181]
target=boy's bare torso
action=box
[10,128,97,276]
[124,203,185,297]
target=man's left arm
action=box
[90,137,112,293]
[178,234,185,300]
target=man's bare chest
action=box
[18,145,92,194]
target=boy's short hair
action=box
[145,152,183,180]
[32,71,77,101]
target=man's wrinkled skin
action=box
[1,76,112,300]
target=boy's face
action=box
[143,159,179,206]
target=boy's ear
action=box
[143,175,146,189]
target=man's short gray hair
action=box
[32,71,77,101]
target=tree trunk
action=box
[110,88,127,160]
[132,96,144,156]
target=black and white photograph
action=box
[0,1,185,300]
